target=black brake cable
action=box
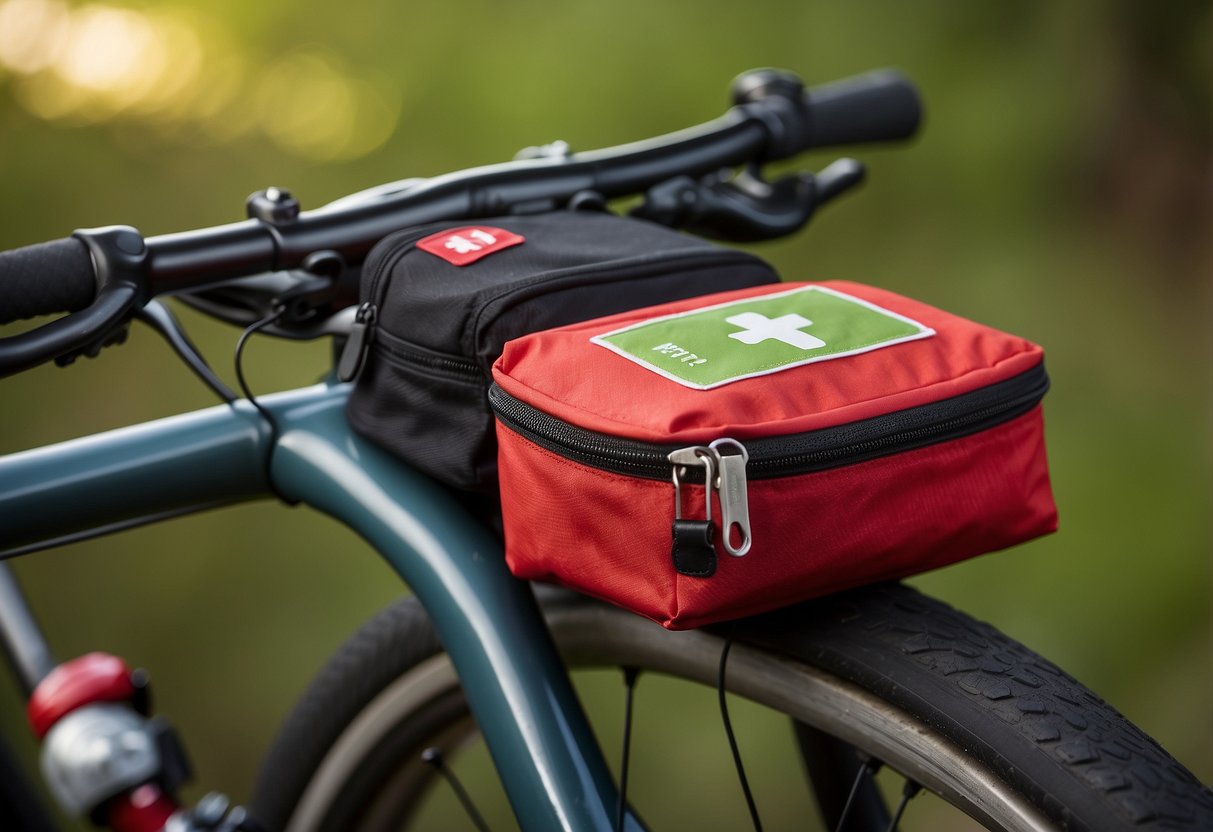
[718,635,763,832]
[233,305,296,506]
[137,300,237,403]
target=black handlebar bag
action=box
[343,211,780,492]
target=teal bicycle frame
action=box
[0,380,633,831]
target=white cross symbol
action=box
[726,312,826,350]
[443,229,498,254]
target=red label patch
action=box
[417,226,524,266]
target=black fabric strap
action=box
[672,519,716,577]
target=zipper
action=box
[337,302,376,381]
[488,362,1050,483]
[338,232,767,383]
[363,224,452,312]
[492,363,1047,566]
[371,329,482,380]
[337,224,455,382]
[669,439,753,558]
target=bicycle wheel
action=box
[250,583,1213,831]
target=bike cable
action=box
[718,635,763,832]
[233,305,296,506]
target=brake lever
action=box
[630,158,865,242]
[813,157,866,204]
[0,226,147,377]
[136,301,237,403]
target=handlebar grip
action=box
[800,69,922,150]
[0,237,96,325]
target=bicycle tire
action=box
[249,583,1213,831]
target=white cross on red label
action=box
[417,226,525,266]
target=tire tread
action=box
[739,584,1213,830]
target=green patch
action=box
[592,285,933,389]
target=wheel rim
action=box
[283,599,1056,832]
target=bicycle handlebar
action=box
[798,69,922,149]
[727,68,920,157]
[0,238,96,323]
[0,68,921,376]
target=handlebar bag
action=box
[343,211,779,492]
[490,281,1057,629]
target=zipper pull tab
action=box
[668,446,715,525]
[337,303,376,382]
[668,446,717,578]
[671,519,716,577]
[710,438,751,557]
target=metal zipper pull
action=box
[668,446,717,577]
[709,438,751,557]
[337,302,376,382]
[668,446,715,525]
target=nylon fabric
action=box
[493,281,1057,628]
[499,407,1055,629]
[494,281,1044,444]
[346,211,779,491]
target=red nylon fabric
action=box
[493,281,1057,628]
[494,281,1044,444]
[499,407,1056,629]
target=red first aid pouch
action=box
[490,281,1057,629]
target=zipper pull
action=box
[710,438,751,557]
[668,446,715,526]
[668,446,717,578]
[337,303,376,382]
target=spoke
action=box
[834,759,882,832]
[616,667,640,832]
[884,779,922,832]
[421,747,491,832]
[718,636,763,832]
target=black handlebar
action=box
[0,67,922,376]
[798,69,922,150]
[0,238,96,323]
[728,67,921,158]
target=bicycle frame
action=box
[0,68,927,830]
[0,381,636,831]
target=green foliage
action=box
[1,0,1208,824]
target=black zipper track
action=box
[361,231,769,381]
[489,362,1049,482]
[372,330,482,379]
[364,222,456,309]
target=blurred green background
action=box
[1,0,1209,828]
